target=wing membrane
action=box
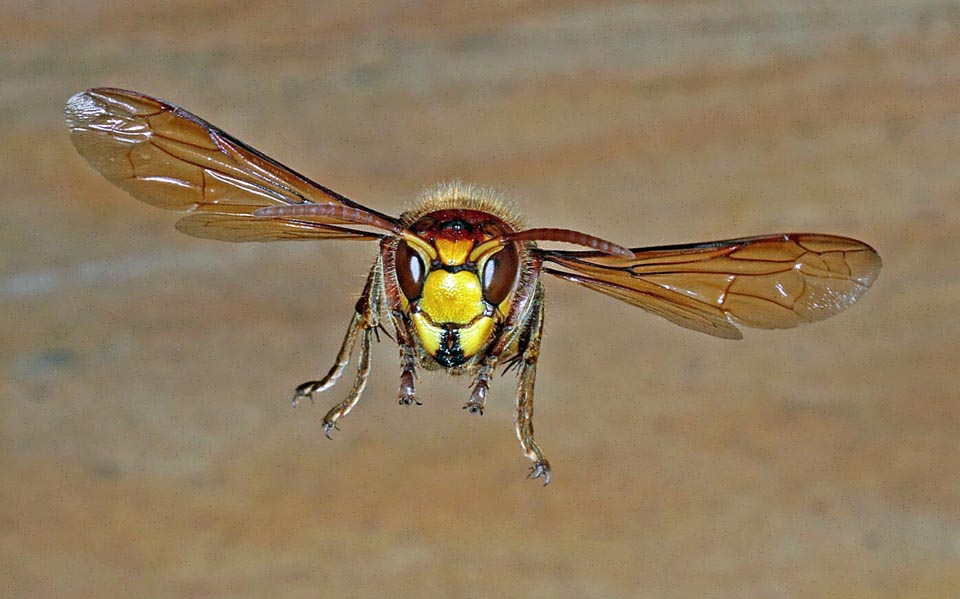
[541,233,881,339]
[64,88,397,242]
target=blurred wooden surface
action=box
[3,1,959,597]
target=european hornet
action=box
[65,89,881,483]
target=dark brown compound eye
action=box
[481,244,520,305]
[396,241,426,300]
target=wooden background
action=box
[3,2,959,597]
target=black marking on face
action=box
[432,261,478,274]
[434,328,466,368]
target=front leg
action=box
[465,249,542,417]
[397,342,420,406]
[464,360,492,415]
[386,307,421,407]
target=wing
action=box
[64,88,400,242]
[540,233,881,340]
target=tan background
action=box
[3,2,959,597]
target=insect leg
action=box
[291,311,361,406]
[464,361,491,414]
[297,257,384,437]
[464,252,543,416]
[320,325,374,438]
[397,341,420,406]
[381,237,421,407]
[385,309,420,407]
[513,288,551,484]
[292,255,382,404]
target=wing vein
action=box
[541,232,880,338]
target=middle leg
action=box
[301,255,384,437]
[320,325,374,438]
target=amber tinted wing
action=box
[541,233,881,340]
[64,88,399,241]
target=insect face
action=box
[396,209,523,368]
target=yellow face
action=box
[393,212,521,368]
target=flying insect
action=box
[65,88,881,484]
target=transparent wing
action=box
[541,233,881,340]
[64,88,399,242]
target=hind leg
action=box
[291,256,384,436]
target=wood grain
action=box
[2,2,958,597]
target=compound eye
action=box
[481,244,520,305]
[396,241,426,300]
